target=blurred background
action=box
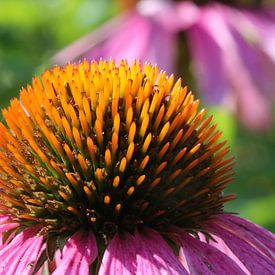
[0,0,274,231]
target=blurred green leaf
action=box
[241,194,275,230]
[207,105,237,146]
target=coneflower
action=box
[0,60,274,274]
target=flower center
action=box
[0,60,234,240]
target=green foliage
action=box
[226,125,275,231]
[207,106,236,146]
[0,0,116,110]
[208,106,275,231]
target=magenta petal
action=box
[0,214,18,238]
[206,221,275,274]
[0,222,19,248]
[157,1,199,32]
[219,214,275,253]
[198,233,249,273]
[175,229,245,274]
[84,12,176,74]
[0,214,10,223]
[187,24,228,104]
[0,227,42,275]
[53,10,177,74]
[0,222,18,236]
[53,230,97,275]
[13,233,43,275]
[189,4,272,131]
[135,229,188,275]
[215,214,275,260]
[99,233,136,275]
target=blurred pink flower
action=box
[53,1,199,74]
[187,3,275,131]
[52,0,275,131]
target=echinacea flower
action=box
[0,60,274,274]
[52,0,275,131]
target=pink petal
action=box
[0,214,10,223]
[53,230,97,275]
[0,215,18,245]
[199,233,250,274]
[243,8,275,66]
[52,248,62,268]
[189,4,272,131]
[174,228,246,274]
[222,7,275,100]
[0,222,19,248]
[99,233,136,275]
[83,12,176,74]
[215,214,275,261]
[224,214,275,251]
[224,214,275,252]
[156,2,199,32]
[52,10,176,74]
[187,23,228,104]
[206,220,275,274]
[13,233,43,275]
[52,12,128,64]
[0,226,42,275]
[86,12,151,62]
[135,229,188,275]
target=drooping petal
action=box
[199,232,250,273]
[0,215,19,247]
[84,12,153,65]
[174,228,246,274]
[187,23,228,104]
[53,1,184,74]
[135,229,188,275]
[52,12,152,66]
[13,233,44,275]
[52,230,97,275]
[244,8,275,69]
[99,233,136,275]
[59,11,176,74]
[157,1,199,32]
[222,214,275,253]
[215,4,272,131]
[188,4,272,131]
[222,6,275,100]
[0,226,43,275]
[215,214,275,260]
[0,214,10,223]
[206,219,275,274]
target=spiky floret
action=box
[0,60,234,240]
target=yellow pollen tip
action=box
[142,133,152,154]
[136,175,146,186]
[105,149,112,169]
[104,195,111,205]
[158,122,170,144]
[127,186,135,196]
[119,157,127,173]
[95,168,104,182]
[113,176,120,188]
[115,203,122,213]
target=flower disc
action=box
[0,60,234,241]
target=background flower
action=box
[52,0,275,132]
